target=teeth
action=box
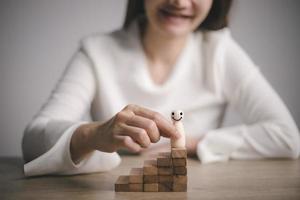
[161,9,192,18]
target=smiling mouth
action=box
[159,8,194,20]
[172,116,182,121]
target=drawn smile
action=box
[172,116,182,121]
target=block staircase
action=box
[115,147,187,192]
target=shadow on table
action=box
[0,156,116,192]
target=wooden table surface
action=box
[0,156,300,200]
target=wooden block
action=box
[158,152,170,157]
[129,168,143,183]
[173,166,187,175]
[144,175,158,183]
[144,183,159,192]
[129,183,143,192]
[158,182,173,192]
[158,175,173,183]
[158,167,173,175]
[143,160,158,175]
[157,152,172,167]
[171,148,187,158]
[157,157,171,167]
[173,183,187,192]
[115,176,130,192]
[172,158,186,166]
[173,175,187,184]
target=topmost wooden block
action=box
[171,148,187,158]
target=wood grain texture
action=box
[144,183,159,192]
[143,160,158,175]
[173,166,187,175]
[143,175,158,183]
[171,148,187,158]
[1,157,300,199]
[115,176,130,192]
[173,183,187,192]
[158,175,173,183]
[173,175,187,184]
[158,182,173,192]
[129,168,143,183]
[157,152,172,167]
[158,167,173,175]
[129,183,143,192]
[172,158,186,166]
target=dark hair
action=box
[124,0,233,31]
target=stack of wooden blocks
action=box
[115,147,187,192]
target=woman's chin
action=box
[158,19,192,37]
[159,25,191,38]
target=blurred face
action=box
[144,0,213,37]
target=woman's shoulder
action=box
[199,27,254,62]
[81,29,129,48]
[194,27,243,62]
[79,28,134,57]
[75,27,139,73]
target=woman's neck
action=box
[141,22,189,67]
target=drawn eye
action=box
[172,112,174,115]
[180,112,183,115]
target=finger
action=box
[119,124,151,147]
[132,105,180,139]
[115,135,141,153]
[126,115,160,143]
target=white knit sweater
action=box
[22,20,300,177]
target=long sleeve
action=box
[22,49,121,177]
[197,33,300,163]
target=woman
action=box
[22,0,299,177]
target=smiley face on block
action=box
[170,110,186,148]
[171,110,184,122]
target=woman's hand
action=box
[70,104,179,163]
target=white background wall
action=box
[0,0,299,157]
